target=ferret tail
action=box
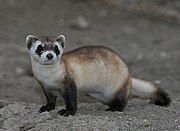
[131,78,171,106]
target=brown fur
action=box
[117,73,131,99]
[39,36,56,43]
[62,46,128,92]
[64,46,123,61]
[38,36,56,50]
[62,46,125,70]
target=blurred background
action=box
[0,0,179,105]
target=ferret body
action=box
[26,35,171,116]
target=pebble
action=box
[141,119,150,127]
[154,80,162,84]
[98,10,108,17]
[15,67,25,75]
[0,100,8,108]
[136,53,144,60]
[20,123,35,131]
[0,102,4,109]
[160,51,168,58]
[70,16,89,30]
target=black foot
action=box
[58,109,76,116]
[38,104,55,113]
[106,89,127,112]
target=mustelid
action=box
[25,35,171,116]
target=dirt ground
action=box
[0,0,179,130]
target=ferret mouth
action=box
[40,60,55,65]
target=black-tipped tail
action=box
[152,88,171,107]
[131,78,171,106]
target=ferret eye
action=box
[54,45,60,56]
[35,45,43,56]
[37,45,43,52]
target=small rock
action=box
[178,125,180,129]
[15,67,25,75]
[160,51,168,58]
[174,119,179,122]
[136,53,144,60]
[70,16,89,30]
[0,102,4,108]
[0,100,9,108]
[141,119,150,127]
[20,123,35,131]
[0,118,3,128]
[98,10,108,17]
[154,80,162,84]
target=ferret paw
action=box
[58,109,76,116]
[38,104,55,113]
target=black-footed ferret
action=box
[25,35,171,116]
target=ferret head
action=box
[25,35,65,65]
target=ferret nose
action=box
[46,53,53,60]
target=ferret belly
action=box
[77,78,116,103]
[74,67,119,103]
[72,62,129,103]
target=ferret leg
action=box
[58,76,77,116]
[106,91,127,112]
[39,87,57,113]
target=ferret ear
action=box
[56,35,65,49]
[25,35,39,50]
